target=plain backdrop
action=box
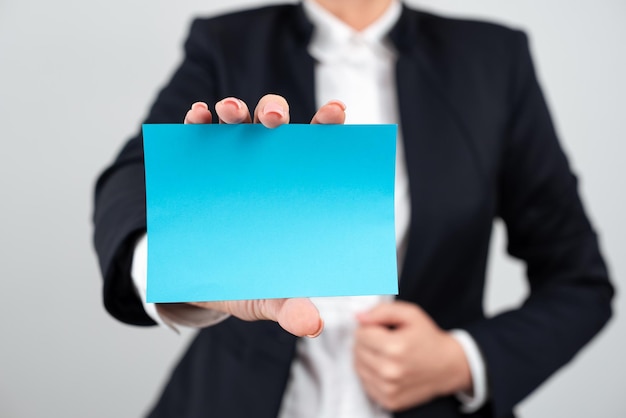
[0,1,624,417]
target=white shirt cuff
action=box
[130,233,230,332]
[450,329,489,413]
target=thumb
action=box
[192,298,323,338]
[271,298,324,338]
[357,301,423,328]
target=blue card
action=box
[143,123,398,302]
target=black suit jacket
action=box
[93,3,613,418]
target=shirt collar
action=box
[302,0,402,60]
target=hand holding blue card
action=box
[143,123,398,303]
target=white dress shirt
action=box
[131,0,488,414]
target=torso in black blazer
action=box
[92,3,613,418]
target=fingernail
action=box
[262,102,285,118]
[220,98,242,110]
[191,102,208,111]
[327,99,347,111]
[305,318,324,338]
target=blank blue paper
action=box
[143,123,398,303]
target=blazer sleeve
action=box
[464,32,614,417]
[92,19,219,325]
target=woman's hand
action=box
[354,301,473,410]
[179,94,346,338]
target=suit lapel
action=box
[392,11,492,301]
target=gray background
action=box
[0,0,624,416]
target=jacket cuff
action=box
[131,233,230,332]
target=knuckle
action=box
[380,363,403,382]
[385,341,407,359]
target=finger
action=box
[355,325,396,355]
[194,298,323,338]
[355,341,385,377]
[310,100,346,124]
[274,298,324,338]
[355,358,382,398]
[355,355,398,410]
[355,348,383,394]
[356,342,405,383]
[184,102,213,124]
[215,97,252,124]
[253,94,290,128]
[357,301,424,328]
